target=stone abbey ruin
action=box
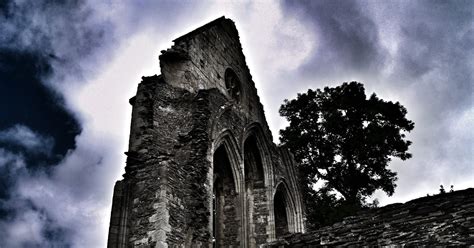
[108,17,474,247]
[108,17,305,247]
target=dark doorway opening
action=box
[213,145,240,247]
[244,134,268,245]
[274,186,289,238]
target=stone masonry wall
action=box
[108,17,306,247]
[266,188,474,247]
[160,17,273,142]
[127,75,210,246]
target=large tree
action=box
[279,82,414,224]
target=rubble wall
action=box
[266,188,474,247]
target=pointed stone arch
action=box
[243,122,274,246]
[271,180,300,240]
[213,130,243,193]
[211,130,245,247]
[243,122,274,188]
[244,135,264,184]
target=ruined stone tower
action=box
[107,17,305,247]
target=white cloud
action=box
[0,148,25,172]
[0,125,54,156]
[0,127,122,247]
[0,209,48,247]
[0,148,52,247]
[16,131,120,247]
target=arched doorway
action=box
[273,182,294,239]
[244,135,267,246]
[213,144,240,247]
[273,187,289,238]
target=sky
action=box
[0,0,472,247]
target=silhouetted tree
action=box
[303,186,374,230]
[279,82,414,228]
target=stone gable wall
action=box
[108,17,305,248]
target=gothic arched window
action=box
[224,68,242,102]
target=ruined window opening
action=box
[213,145,239,246]
[274,185,290,238]
[244,135,265,186]
[225,68,242,103]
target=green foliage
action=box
[303,187,367,229]
[279,82,414,228]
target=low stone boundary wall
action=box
[266,188,474,247]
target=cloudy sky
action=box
[0,0,472,247]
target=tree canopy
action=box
[279,82,414,227]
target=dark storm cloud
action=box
[0,0,116,79]
[394,1,473,78]
[282,0,473,114]
[0,50,79,160]
[280,0,473,203]
[0,0,212,246]
[0,0,116,246]
[389,1,473,115]
[0,0,118,163]
[0,148,24,199]
[282,0,387,77]
[386,0,473,200]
